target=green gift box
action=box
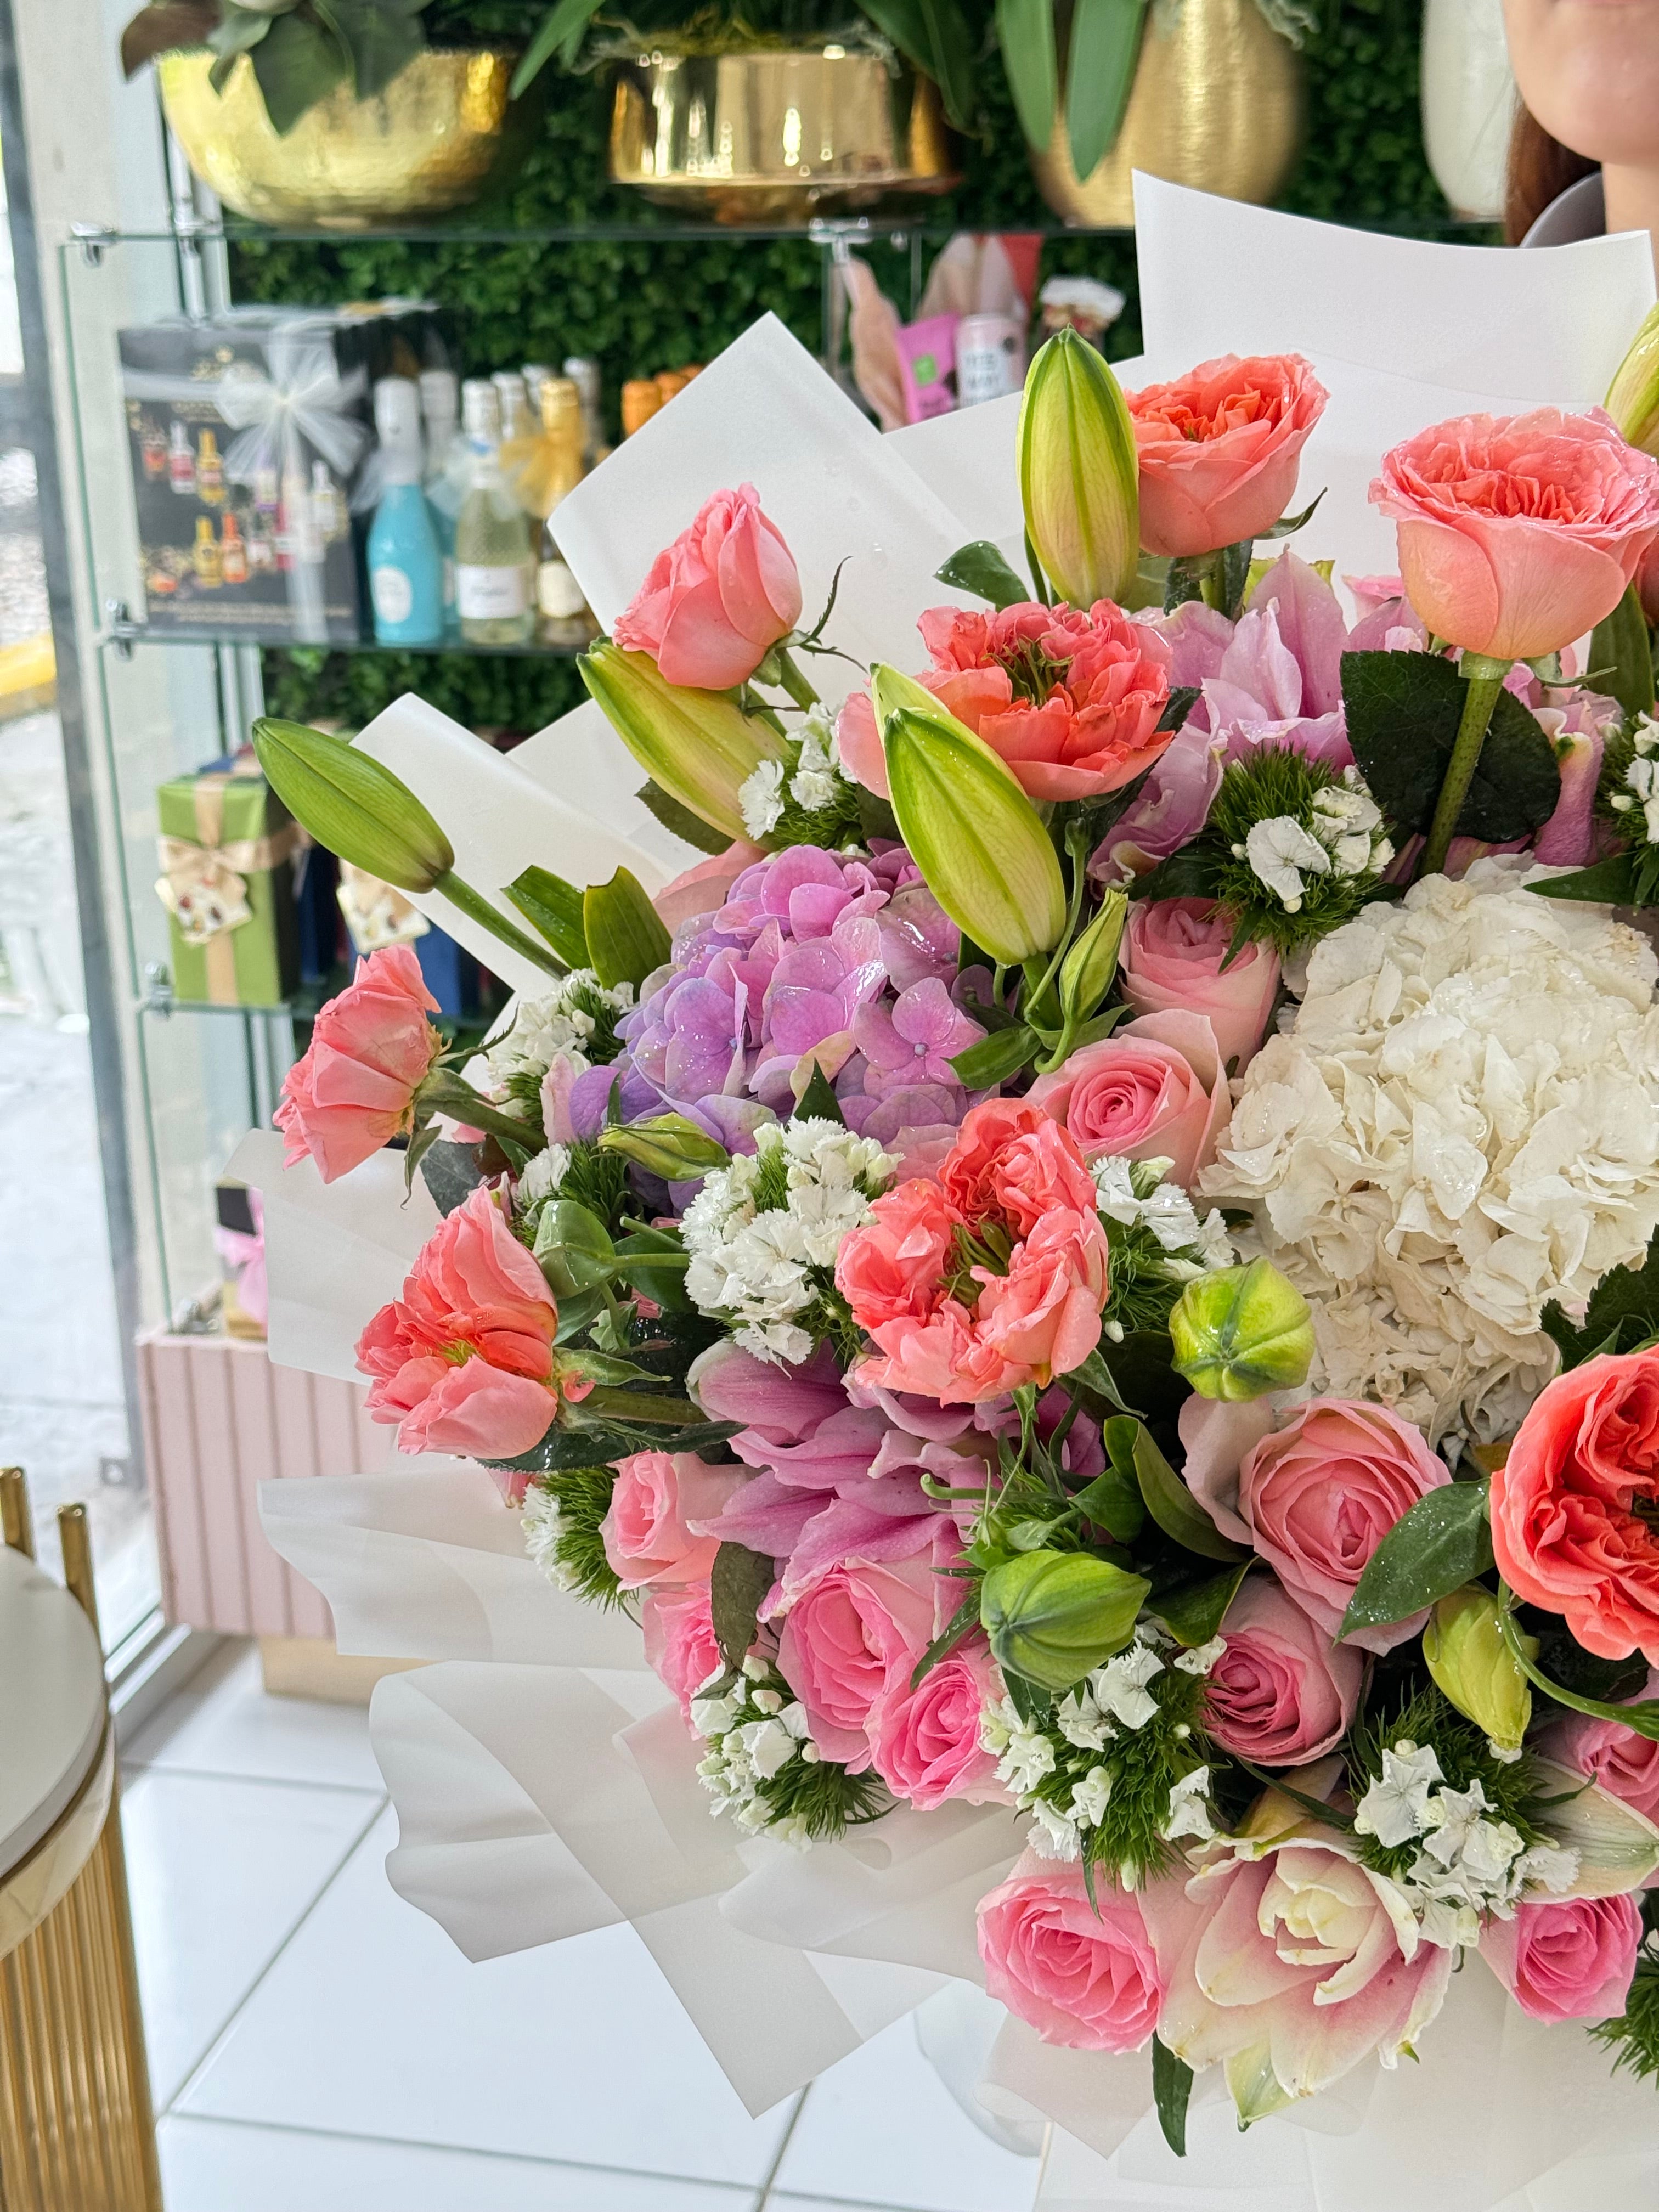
[155,757,303,1006]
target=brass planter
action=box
[609,48,958,225]
[157,48,520,229]
[1032,0,1302,227]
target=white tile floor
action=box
[123,1641,1042,2212]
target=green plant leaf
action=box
[909,1589,983,1690]
[1152,2036,1192,2159]
[504,864,588,967]
[510,0,605,94]
[1528,853,1642,906]
[1064,0,1146,183]
[992,0,1056,151]
[935,539,1032,611]
[1338,1482,1493,1640]
[583,866,672,989]
[794,1066,847,1126]
[860,0,975,128]
[250,8,351,132]
[1154,1559,1251,1647]
[612,1226,693,1312]
[1260,490,1325,541]
[321,0,426,98]
[1340,650,1560,843]
[951,1024,1039,1088]
[1070,1458,1145,1544]
[205,2,278,71]
[532,1198,618,1298]
[1542,1226,1659,1367]
[634,778,732,857]
[1589,580,1656,724]
[1496,1594,1659,1741]
[417,1137,483,1216]
[1155,684,1200,734]
[712,1541,775,1674]
[1132,1425,1247,1562]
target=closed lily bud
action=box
[1169,1257,1314,1401]
[252,718,453,891]
[875,672,1067,967]
[1424,1585,1533,1758]
[597,1114,731,1180]
[1606,304,1659,457]
[1019,328,1140,608]
[980,1549,1150,1694]
[579,641,785,843]
[1058,889,1128,1026]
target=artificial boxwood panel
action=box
[246,0,1449,735]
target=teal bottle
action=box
[368,377,444,648]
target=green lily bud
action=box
[597,1114,731,1181]
[1019,329,1139,608]
[980,1549,1150,1694]
[1169,1257,1314,1401]
[1424,1585,1534,1758]
[877,678,1067,966]
[579,641,785,844]
[1058,890,1128,1026]
[252,718,453,891]
[1606,303,1659,456]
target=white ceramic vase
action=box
[1421,0,1516,222]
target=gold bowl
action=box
[1032,0,1302,227]
[608,48,958,224]
[157,48,520,229]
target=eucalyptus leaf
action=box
[1341,650,1560,843]
[935,539,1031,611]
[712,1541,775,1674]
[1132,1425,1246,1562]
[1338,1482,1493,1640]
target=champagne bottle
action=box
[455,379,533,646]
[534,377,592,644]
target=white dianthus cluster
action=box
[681,1117,895,1363]
[1090,1154,1234,1328]
[1354,1740,1578,1951]
[520,1481,579,1592]
[1238,768,1393,913]
[692,1654,819,1847]
[1203,860,1659,1441]
[739,706,855,841]
[515,1142,572,1216]
[481,970,634,1089]
[1610,713,1659,843]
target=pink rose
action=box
[1480,1894,1642,2024]
[653,840,769,934]
[775,1554,939,1768]
[1369,408,1659,661]
[1121,899,1280,1073]
[833,1177,958,1335]
[601,1449,743,1590]
[1025,1009,1228,1188]
[1491,1350,1659,1663]
[836,599,1173,804]
[868,1637,1007,1809]
[1542,1670,1659,1821]
[355,1184,562,1459]
[978,1854,1165,2052]
[275,945,442,1183]
[1144,1836,1453,2106]
[613,482,803,690]
[1202,1578,1363,1767]
[641,1583,721,1722]
[1238,1399,1451,1654]
[1126,354,1328,559]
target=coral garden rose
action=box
[978,1854,1165,2053]
[1201,1577,1364,1768]
[1125,354,1328,559]
[275,944,442,1183]
[641,1583,723,1723]
[836,599,1173,804]
[1142,1832,1453,2111]
[868,1636,1007,1809]
[613,482,802,690]
[939,1096,1098,1234]
[355,1184,565,1458]
[1543,1671,1659,1821]
[1237,1398,1451,1654]
[600,1449,744,1590]
[1369,408,1659,661]
[1480,1894,1643,2024]
[1491,1350,1659,1663]
[1025,1009,1229,1189]
[774,1554,939,1768]
[1120,898,1281,1073]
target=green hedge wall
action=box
[249,0,1452,735]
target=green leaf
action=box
[634,778,732,858]
[1340,650,1560,843]
[794,1066,847,1126]
[1070,1349,1143,1417]
[950,1023,1039,1088]
[533,1198,618,1299]
[1001,1668,1052,1728]
[1132,1425,1247,1563]
[1154,1559,1251,1647]
[249,8,350,132]
[1064,0,1146,183]
[1070,1459,1145,1544]
[510,0,604,94]
[320,0,425,98]
[935,539,1032,611]
[1260,490,1325,541]
[612,1226,693,1312]
[1528,853,1641,906]
[1542,1226,1659,1367]
[909,1589,983,1690]
[205,2,276,71]
[1338,1482,1493,1640]
[417,1138,483,1217]
[711,1541,775,1674]
[1589,580,1656,724]
[1496,1594,1659,1741]
[1152,2036,1192,2160]
[504,866,588,967]
[1155,685,1200,735]
[859,0,975,128]
[583,866,672,990]
[993,0,1057,151]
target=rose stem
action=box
[1419,653,1511,880]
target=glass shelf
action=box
[103,612,595,660]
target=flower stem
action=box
[774,647,820,712]
[434,868,566,976]
[1418,656,1511,881]
[1197,549,1228,613]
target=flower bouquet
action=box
[251,317,1659,2192]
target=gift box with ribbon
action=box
[155,754,304,1006]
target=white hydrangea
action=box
[1201,860,1659,1440]
[520,1482,578,1591]
[681,1118,894,1363]
[479,971,633,1089]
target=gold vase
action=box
[1032,0,1302,227]
[157,48,520,229]
[608,48,958,225]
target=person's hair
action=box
[1505,104,1598,244]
